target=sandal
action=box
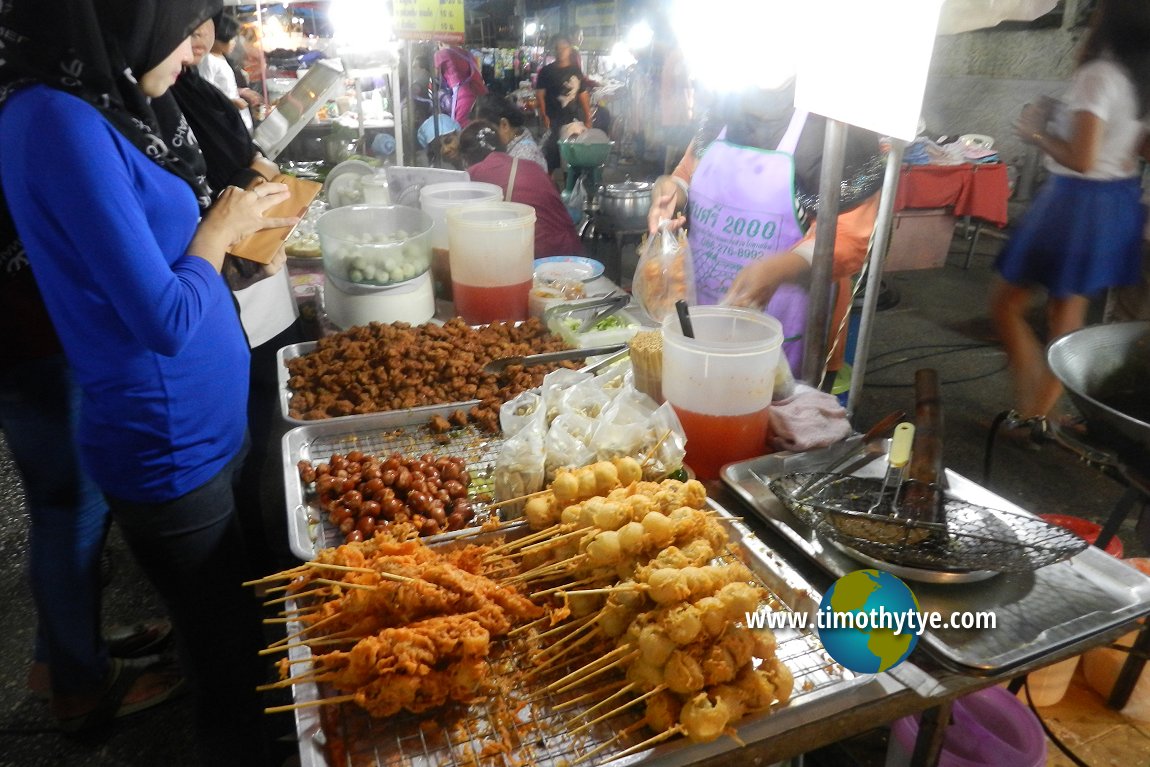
[27,620,173,700]
[56,656,186,737]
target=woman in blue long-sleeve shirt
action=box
[0,0,295,761]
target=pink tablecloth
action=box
[894,163,1010,228]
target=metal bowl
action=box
[1047,320,1150,458]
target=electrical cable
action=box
[1023,677,1092,767]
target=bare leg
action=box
[1031,294,1090,417]
[990,278,1045,417]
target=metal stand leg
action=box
[963,220,983,270]
[1095,486,1140,552]
[1108,623,1150,709]
[909,701,951,767]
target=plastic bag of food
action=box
[637,402,688,480]
[544,412,597,480]
[500,390,544,436]
[590,389,659,461]
[493,415,546,518]
[632,220,697,323]
[540,368,592,425]
[559,378,613,421]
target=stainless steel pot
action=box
[597,179,653,232]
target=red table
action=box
[894,162,1010,228]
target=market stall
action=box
[227,3,1150,766]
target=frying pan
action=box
[1046,320,1150,459]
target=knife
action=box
[483,343,629,375]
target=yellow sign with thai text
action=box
[393,0,465,44]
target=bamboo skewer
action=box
[504,555,587,585]
[304,562,376,575]
[269,612,342,648]
[484,523,562,556]
[310,578,379,591]
[545,645,635,693]
[609,724,684,761]
[575,682,637,719]
[507,615,551,637]
[534,613,596,640]
[486,488,552,509]
[573,718,649,765]
[534,626,601,665]
[640,430,674,468]
[263,586,330,607]
[243,565,308,587]
[256,671,332,691]
[531,576,600,598]
[555,584,648,597]
[568,685,667,737]
[551,681,630,712]
[551,649,639,695]
[259,633,363,656]
[264,694,356,714]
[539,616,598,652]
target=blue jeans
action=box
[0,354,111,695]
[108,440,269,766]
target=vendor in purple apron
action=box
[647,83,885,377]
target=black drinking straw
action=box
[675,300,695,338]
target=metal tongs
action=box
[871,422,915,515]
[482,343,628,375]
[543,292,631,333]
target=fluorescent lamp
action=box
[795,0,943,140]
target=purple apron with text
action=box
[688,111,808,372]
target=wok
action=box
[1046,320,1150,459]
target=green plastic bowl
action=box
[559,141,613,167]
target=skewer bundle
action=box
[487,471,796,754]
[248,524,542,717]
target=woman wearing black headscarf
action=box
[0,0,294,761]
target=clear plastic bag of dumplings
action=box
[559,377,614,420]
[493,415,546,518]
[589,389,660,461]
[499,390,544,436]
[540,368,593,426]
[637,401,688,480]
[544,412,597,481]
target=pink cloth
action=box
[434,47,487,128]
[466,152,584,258]
[768,385,852,452]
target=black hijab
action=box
[0,0,220,362]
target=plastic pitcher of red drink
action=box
[661,306,783,480]
[446,202,536,324]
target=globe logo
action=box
[818,569,921,674]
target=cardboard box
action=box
[884,208,957,272]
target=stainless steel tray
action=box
[278,341,480,427]
[282,410,505,560]
[722,443,1150,675]
[285,501,889,767]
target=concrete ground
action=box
[0,153,1145,766]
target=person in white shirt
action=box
[196,13,255,131]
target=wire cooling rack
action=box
[768,473,1088,574]
[287,514,858,767]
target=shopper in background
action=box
[990,0,1150,439]
[460,120,584,258]
[646,79,884,376]
[434,44,487,129]
[0,0,296,761]
[472,92,548,171]
[535,33,593,176]
[198,11,260,131]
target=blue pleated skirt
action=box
[995,174,1144,298]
